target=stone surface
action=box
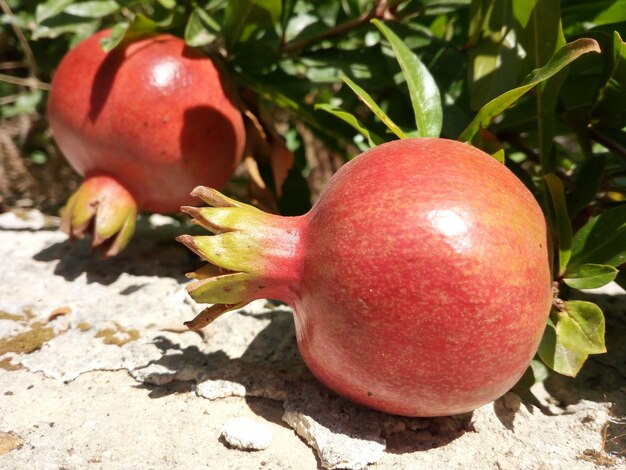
[0,210,625,469]
[221,416,273,450]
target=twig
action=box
[589,126,626,165]
[499,132,540,164]
[0,0,38,78]
[0,61,28,70]
[0,95,18,106]
[0,73,50,90]
[280,0,392,54]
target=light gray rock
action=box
[221,416,272,450]
[283,389,386,470]
[0,208,55,230]
[1,211,624,470]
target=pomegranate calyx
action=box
[178,186,303,329]
[60,175,137,257]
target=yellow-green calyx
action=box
[178,186,302,330]
[60,175,137,257]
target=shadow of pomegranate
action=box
[137,309,475,456]
[32,216,202,284]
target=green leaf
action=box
[556,301,606,355]
[35,0,73,24]
[99,14,159,52]
[513,0,562,69]
[223,0,281,49]
[31,15,99,42]
[563,264,618,289]
[64,1,120,18]
[562,0,626,32]
[512,0,565,173]
[537,320,588,377]
[543,174,572,275]
[371,19,443,138]
[184,8,219,47]
[569,204,626,269]
[157,0,177,9]
[592,31,626,130]
[459,38,600,142]
[341,76,406,140]
[315,104,384,148]
[467,0,523,110]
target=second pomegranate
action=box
[48,30,245,256]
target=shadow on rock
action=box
[492,393,522,431]
[33,217,201,284]
[136,309,473,465]
[384,413,474,454]
[543,291,626,456]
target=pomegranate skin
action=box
[48,30,245,213]
[179,138,552,417]
[296,138,552,416]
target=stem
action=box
[588,126,626,166]
[178,187,305,328]
[0,73,50,90]
[280,0,392,55]
[0,0,38,78]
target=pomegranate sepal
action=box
[60,175,138,257]
[177,186,304,328]
[183,302,248,330]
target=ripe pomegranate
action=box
[178,138,552,417]
[48,30,245,256]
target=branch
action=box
[280,0,393,55]
[0,73,50,90]
[0,0,38,78]
[589,126,626,165]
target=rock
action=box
[221,416,272,451]
[282,388,386,470]
[0,209,55,230]
[1,215,625,470]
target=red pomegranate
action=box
[48,30,245,256]
[178,138,552,417]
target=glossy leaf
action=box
[100,14,158,52]
[592,32,626,130]
[64,1,120,18]
[341,76,406,140]
[512,0,565,172]
[537,320,588,377]
[223,0,281,49]
[467,0,522,110]
[543,174,572,275]
[569,204,626,269]
[556,301,606,355]
[372,19,443,137]
[563,264,618,290]
[185,8,220,47]
[512,0,563,69]
[157,0,177,9]
[459,38,600,142]
[35,0,73,24]
[562,0,626,32]
[315,104,384,148]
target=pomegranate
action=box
[48,30,245,256]
[178,138,552,417]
